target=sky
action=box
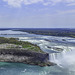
[0,0,75,28]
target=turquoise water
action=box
[0,30,75,75]
[0,62,74,75]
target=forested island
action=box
[12,28,75,38]
[0,37,55,67]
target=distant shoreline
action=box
[11,28,75,38]
[0,28,75,38]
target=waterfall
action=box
[49,46,75,68]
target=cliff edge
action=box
[0,48,55,67]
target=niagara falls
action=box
[0,29,75,75]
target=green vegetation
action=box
[0,37,44,53]
[14,28,75,38]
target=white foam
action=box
[19,35,75,69]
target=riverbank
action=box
[13,28,75,38]
[0,37,44,53]
[0,37,55,67]
[0,48,55,67]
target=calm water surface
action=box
[0,62,74,75]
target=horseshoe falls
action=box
[49,48,75,68]
[0,30,75,75]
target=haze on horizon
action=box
[0,0,75,28]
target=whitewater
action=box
[0,30,75,75]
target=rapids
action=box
[0,30,75,75]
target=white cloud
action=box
[50,0,62,5]
[24,0,43,5]
[64,0,75,3]
[3,0,23,7]
[3,0,43,7]
[42,0,51,6]
[3,0,75,7]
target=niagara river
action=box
[0,30,75,75]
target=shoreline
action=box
[0,48,55,67]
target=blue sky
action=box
[0,0,75,28]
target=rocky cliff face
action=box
[0,49,55,67]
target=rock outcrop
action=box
[0,48,55,67]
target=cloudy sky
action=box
[0,0,75,28]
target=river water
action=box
[0,30,75,75]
